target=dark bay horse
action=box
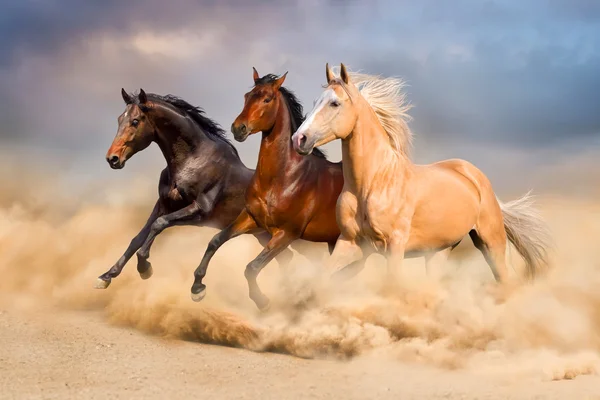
[190,69,350,310]
[96,88,294,289]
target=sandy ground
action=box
[1,170,600,399]
[2,309,600,400]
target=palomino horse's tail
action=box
[498,191,553,279]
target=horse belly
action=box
[406,177,479,252]
[302,210,340,242]
[302,181,343,242]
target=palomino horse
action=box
[292,63,552,285]
[96,89,294,289]
[190,69,348,310]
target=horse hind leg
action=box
[468,228,508,283]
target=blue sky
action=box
[1,0,599,195]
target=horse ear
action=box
[273,71,288,91]
[252,67,260,83]
[138,88,148,104]
[340,63,350,84]
[325,63,334,84]
[121,88,132,104]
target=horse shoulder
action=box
[365,161,413,215]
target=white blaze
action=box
[296,89,337,135]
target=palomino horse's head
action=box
[292,63,358,155]
[106,88,155,169]
[231,68,288,142]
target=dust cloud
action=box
[1,164,599,383]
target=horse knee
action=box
[244,261,261,281]
[152,216,168,232]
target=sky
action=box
[1,0,600,196]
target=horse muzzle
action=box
[292,131,314,155]
[231,122,250,142]
[106,154,125,169]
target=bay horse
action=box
[190,69,348,310]
[96,88,294,289]
[291,63,552,286]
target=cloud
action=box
[1,0,599,186]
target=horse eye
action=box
[264,97,272,104]
[131,119,139,127]
[330,101,340,107]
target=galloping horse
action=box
[190,69,348,310]
[292,63,552,285]
[96,89,294,289]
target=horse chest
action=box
[339,191,404,249]
[246,181,296,230]
[357,205,386,241]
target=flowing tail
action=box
[498,191,553,279]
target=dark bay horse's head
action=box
[106,88,155,169]
[231,68,288,142]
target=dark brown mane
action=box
[256,74,327,159]
[131,91,239,157]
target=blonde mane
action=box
[332,66,414,156]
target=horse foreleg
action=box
[325,237,365,276]
[256,232,294,272]
[191,210,259,301]
[244,230,297,311]
[95,200,163,289]
[424,248,452,280]
[381,238,408,294]
[135,201,203,279]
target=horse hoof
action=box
[191,288,206,302]
[94,278,111,289]
[139,265,153,280]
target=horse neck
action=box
[151,103,209,173]
[256,94,305,177]
[342,98,411,194]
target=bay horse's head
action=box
[293,63,357,155]
[231,68,288,142]
[106,88,155,169]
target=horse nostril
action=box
[107,155,119,165]
[294,133,307,148]
[231,123,246,135]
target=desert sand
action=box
[1,170,600,399]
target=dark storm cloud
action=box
[344,0,600,147]
[0,0,290,66]
[0,0,599,160]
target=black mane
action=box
[256,74,327,159]
[135,92,239,157]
